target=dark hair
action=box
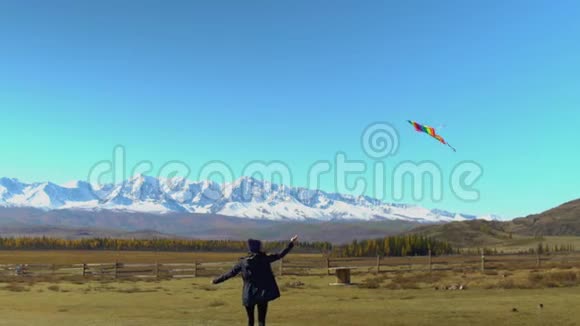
[247,239,262,253]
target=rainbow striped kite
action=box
[407,120,456,152]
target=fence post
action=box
[155,261,160,279]
[279,259,284,276]
[114,260,118,279]
[376,255,381,274]
[428,250,432,272]
[82,263,87,277]
[193,261,198,278]
[480,251,485,273]
[536,252,541,268]
[326,257,331,276]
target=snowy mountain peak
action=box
[0,176,498,223]
[478,214,502,221]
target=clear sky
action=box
[1,0,579,218]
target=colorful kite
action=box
[407,120,456,152]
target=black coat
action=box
[213,242,294,307]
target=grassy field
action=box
[0,250,325,265]
[0,250,249,264]
[1,266,580,325]
[1,250,580,325]
[491,236,580,253]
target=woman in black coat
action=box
[212,235,298,326]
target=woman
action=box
[212,235,298,326]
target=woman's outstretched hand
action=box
[290,235,299,243]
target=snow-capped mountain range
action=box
[0,175,498,223]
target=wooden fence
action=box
[0,261,231,279]
[2,252,580,279]
[327,251,580,275]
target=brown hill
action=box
[409,199,580,247]
[409,220,512,247]
[508,199,580,236]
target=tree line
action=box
[333,234,454,257]
[0,235,452,257]
[0,236,331,253]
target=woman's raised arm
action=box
[212,262,242,284]
[266,235,298,263]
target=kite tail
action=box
[446,143,457,152]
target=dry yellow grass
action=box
[0,267,579,325]
[0,250,322,264]
[1,250,580,325]
[0,250,243,264]
[0,275,580,326]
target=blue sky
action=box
[1,0,579,218]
